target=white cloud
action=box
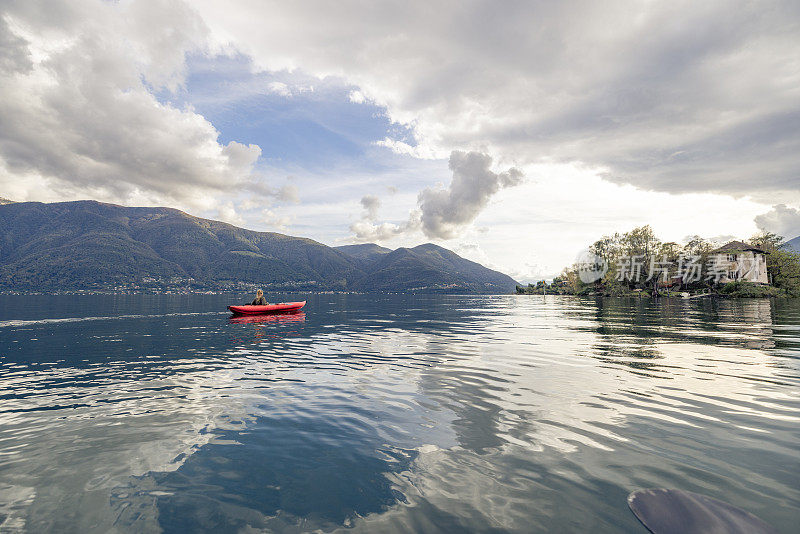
[194,0,800,201]
[349,219,408,242]
[216,201,245,225]
[0,0,261,209]
[261,208,291,230]
[755,204,800,239]
[349,192,416,241]
[267,81,292,97]
[265,81,313,97]
[348,89,366,104]
[374,137,442,160]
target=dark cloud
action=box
[418,151,522,239]
[349,151,522,242]
[277,184,300,203]
[360,195,380,220]
[755,205,800,239]
[242,180,300,204]
[197,0,800,199]
[3,0,797,216]
[0,16,31,73]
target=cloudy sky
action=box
[1,0,798,281]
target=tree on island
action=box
[517,227,800,298]
[750,232,800,295]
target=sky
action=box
[1,0,799,282]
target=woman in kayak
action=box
[249,289,267,305]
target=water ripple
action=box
[0,294,798,533]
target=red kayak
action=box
[227,301,306,315]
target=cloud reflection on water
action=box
[0,295,798,533]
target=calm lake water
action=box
[0,294,798,533]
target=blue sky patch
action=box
[157,53,417,173]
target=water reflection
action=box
[113,413,417,532]
[227,311,306,325]
[228,311,306,343]
[0,295,798,533]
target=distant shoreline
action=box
[0,289,514,296]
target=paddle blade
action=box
[627,489,777,534]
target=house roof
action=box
[712,240,768,254]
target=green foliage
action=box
[718,281,785,298]
[586,225,669,294]
[749,231,783,252]
[750,231,800,297]
[768,249,800,297]
[683,235,714,255]
[620,225,659,257]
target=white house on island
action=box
[711,241,769,284]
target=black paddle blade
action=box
[627,489,778,534]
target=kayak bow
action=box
[227,301,306,315]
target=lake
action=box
[0,294,798,533]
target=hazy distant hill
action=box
[342,243,518,293]
[784,236,800,253]
[0,197,15,205]
[0,200,518,293]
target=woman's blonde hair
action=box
[256,289,263,296]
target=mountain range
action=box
[0,200,518,293]
[784,236,800,253]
